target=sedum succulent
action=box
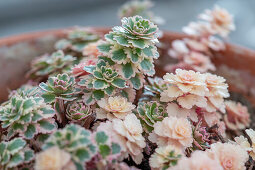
[78,58,127,104]
[42,124,96,170]
[39,73,77,103]
[141,76,167,102]
[66,100,95,129]
[94,131,121,161]
[118,0,164,25]
[27,50,76,80]
[55,27,100,54]
[135,101,167,133]
[97,15,159,90]
[0,93,56,139]
[149,145,183,169]
[0,138,34,170]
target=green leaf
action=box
[140,58,153,71]
[20,114,31,123]
[2,153,10,165]
[41,108,55,115]
[38,120,56,131]
[7,153,24,168]
[95,132,108,144]
[99,145,111,158]
[143,46,153,56]
[112,78,126,88]
[0,143,6,154]
[98,56,115,66]
[105,86,114,95]
[39,82,53,92]
[122,63,134,79]
[83,66,95,74]
[130,51,139,63]
[24,124,36,139]
[97,43,112,53]
[37,134,50,143]
[105,33,114,41]
[114,36,129,46]
[129,39,146,49]
[12,123,25,131]
[41,93,56,103]
[74,162,84,170]
[93,90,104,100]
[23,99,34,110]
[7,138,26,154]
[93,79,108,89]
[24,149,34,162]
[111,49,126,61]
[75,148,90,162]
[93,71,103,79]
[111,143,121,154]
[130,74,142,90]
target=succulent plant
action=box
[192,121,210,150]
[141,77,167,102]
[39,73,77,103]
[118,0,164,25]
[0,93,56,139]
[97,15,159,90]
[135,101,167,133]
[95,131,121,160]
[42,124,96,170]
[66,100,95,129]
[55,27,100,54]
[27,50,76,80]
[78,58,127,104]
[8,84,39,99]
[0,138,34,170]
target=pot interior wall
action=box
[1,28,255,106]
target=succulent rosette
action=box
[66,100,95,128]
[98,16,159,90]
[141,76,167,101]
[135,101,167,133]
[78,59,127,104]
[0,94,56,139]
[55,27,100,54]
[118,0,164,25]
[39,73,77,103]
[27,50,76,79]
[42,124,96,170]
[149,145,183,169]
[0,138,34,170]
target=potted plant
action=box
[0,1,255,169]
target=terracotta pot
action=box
[1,27,255,106]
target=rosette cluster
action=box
[66,100,95,128]
[0,138,34,170]
[98,16,159,90]
[39,73,76,103]
[27,50,75,80]
[55,27,100,55]
[42,124,96,169]
[118,0,164,25]
[135,101,167,133]
[0,93,56,139]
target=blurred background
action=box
[0,0,254,49]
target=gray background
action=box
[0,0,254,49]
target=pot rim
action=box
[0,27,254,53]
